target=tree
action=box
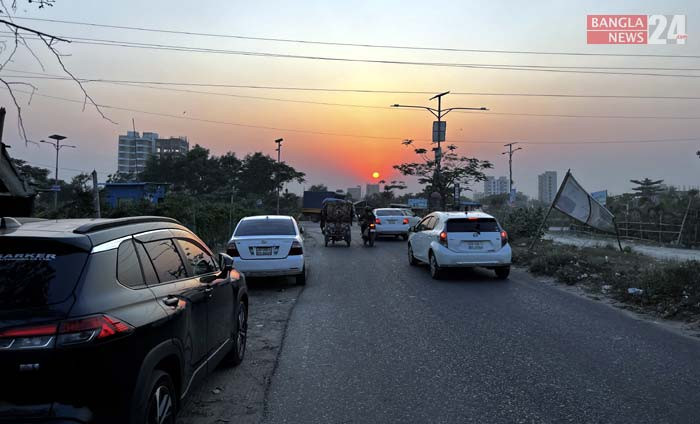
[307,184,329,192]
[630,178,664,200]
[237,152,305,197]
[0,1,113,142]
[393,142,492,209]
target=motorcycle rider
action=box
[359,206,376,237]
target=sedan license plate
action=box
[467,241,483,250]
[387,219,397,224]
[256,247,273,256]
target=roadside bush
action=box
[500,207,546,243]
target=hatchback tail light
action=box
[439,231,448,247]
[0,315,133,351]
[289,240,303,255]
[501,230,508,247]
[227,243,240,257]
[375,218,381,225]
[402,218,409,225]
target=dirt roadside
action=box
[176,279,302,424]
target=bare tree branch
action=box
[0,77,26,140]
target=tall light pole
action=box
[275,138,283,214]
[40,134,75,209]
[392,92,487,209]
[502,142,523,203]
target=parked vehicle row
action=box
[0,209,509,423]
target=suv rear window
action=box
[376,209,402,216]
[0,239,88,309]
[446,218,500,233]
[235,219,296,236]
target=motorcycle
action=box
[362,222,376,247]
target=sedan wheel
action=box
[408,244,418,266]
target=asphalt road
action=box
[263,226,700,424]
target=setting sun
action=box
[372,171,380,179]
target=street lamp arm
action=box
[39,140,57,147]
[59,144,77,149]
[392,104,439,115]
[441,106,489,117]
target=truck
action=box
[302,191,345,222]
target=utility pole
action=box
[502,142,523,202]
[392,93,487,209]
[91,170,101,218]
[40,134,75,210]
[275,138,283,214]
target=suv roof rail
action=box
[0,217,22,229]
[73,216,182,234]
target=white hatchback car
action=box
[373,208,411,240]
[407,211,512,280]
[227,215,306,285]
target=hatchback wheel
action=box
[429,252,442,280]
[408,244,418,266]
[225,300,248,366]
[495,266,511,280]
[145,370,176,424]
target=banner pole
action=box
[613,217,624,252]
[530,169,570,250]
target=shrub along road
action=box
[263,226,700,424]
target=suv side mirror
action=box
[408,226,415,233]
[218,253,235,271]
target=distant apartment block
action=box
[117,131,189,175]
[538,171,558,204]
[483,176,509,196]
[365,183,380,198]
[346,186,361,200]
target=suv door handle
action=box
[163,296,179,307]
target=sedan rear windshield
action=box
[375,209,403,217]
[0,239,88,309]
[235,219,296,236]
[446,218,500,233]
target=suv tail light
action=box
[227,243,240,257]
[439,231,448,247]
[375,218,381,225]
[501,230,508,247]
[289,240,303,255]
[0,315,133,351]
[402,218,409,225]
[369,223,376,229]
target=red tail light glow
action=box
[375,218,381,225]
[501,230,508,247]
[402,218,409,225]
[0,315,133,350]
[439,231,448,247]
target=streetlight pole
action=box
[502,142,523,203]
[275,138,283,214]
[40,134,75,209]
[392,92,487,209]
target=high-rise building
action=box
[117,131,189,175]
[483,176,509,196]
[346,186,361,200]
[365,183,380,198]
[538,171,558,204]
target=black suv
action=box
[0,216,248,424]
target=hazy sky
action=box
[1,0,698,198]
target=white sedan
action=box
[407,211,512,280]
[227,215,306,285]
[373,208,411,240]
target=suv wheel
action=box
[408,244,418,266]
[145,370,176,424]
[429,252,442,280]
[225,300,248,366]
[495,266,511,280]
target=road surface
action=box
[264,227,700,424]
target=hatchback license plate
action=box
[467,242,483,250]
[256,247,273,255]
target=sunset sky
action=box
[2,0,698,197]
